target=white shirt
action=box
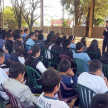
[78,72,108,94]
[36,61,47,74]
[37,92,69,108]
[0,68,9,100]
[18,56,25,64]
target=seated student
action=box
[90,94,108,108]
[59,59,78,101]
[87,39,101,59]
[26,32,35,46]
[0,49,9,100]
[35,34,46,48]
[73,42,91,72]
[35,30,39,36]
[39,30,46,42]
[14,34,22,41]
[25,45,47,75]
[22,29,28,38]
[2,62,38,107]
[68,35,76,53]
[37,68,69,108]
[45,33,53,45]
[8,29,13,34]
[5,34,14,53]
[56,33,60,38]
[63,35,67,41]
[60,39,73,58]
[81,37,87,52]
[10,40,25,64]
[51,37,63,52]
[78,60,108,94]
[100,51,108,64]
[20,30,24,36]
[0,39,10,61]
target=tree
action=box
[4,6,17,29]
[10,0,26,30]
[21,0,40,32]
[4,6,26,29]
[60,0,108,26]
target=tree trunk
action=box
[84,7,90,37]
[74,0,80,26]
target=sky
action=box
[4,0,68,26]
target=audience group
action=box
[0,28,108,108]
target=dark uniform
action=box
[102,27,108,55]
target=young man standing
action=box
[37,68,69,108]
[78,60,108,94]
[102,20,108,55]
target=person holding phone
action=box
[102,20,108,55]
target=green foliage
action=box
[4,6,17,29]
[4,6,26,29]
[63,20,68,28]
[61,0,108,26]
[93,18,104,26]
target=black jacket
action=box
[51,44,62,52]
[60,48,73,58]
[5,40,13,54]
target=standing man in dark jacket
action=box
[102,20,108,55]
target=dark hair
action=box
[9,62,26,78]
[63,35,67,41]
[39,30,43,34]
[20,30,23,32]
[38,34,43,40]
[90,94,108,108]
[68,35,75,41]
[7,34,13,40]
[14,34,21,40]
[29,32,35,38]
[46,35,57,48]
[24,29,28,33]
[62,39,71,48]
[56,33,60,38]
[56,37,62,45]
[50,31,54,35]
[13,40,24,56]
[41,68,61,93]
[25,45,41,66]
[76,42,83,50]
[106,20,108,22]
[45,34,53,45]
[8,29,12,33]
[81,37,86,46]
[0,48,4,57]
[35,30,39,33]
[87,40,98,52]
[59,59,71,72]
[89,60,102,73]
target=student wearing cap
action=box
[102,20,108,55]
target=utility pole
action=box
[88,0,95,38]
[40,0,43,30]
